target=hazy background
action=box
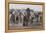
[9,4,42,12]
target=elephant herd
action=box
[9,8,42,27]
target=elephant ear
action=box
[26,8,30,11]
